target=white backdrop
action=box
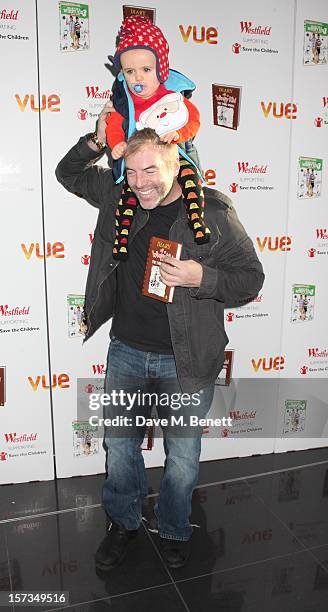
[1,0,327,484]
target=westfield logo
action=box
[256,235,292,252]
[240,21,272,35]
[28,374,70,391]
[92,364,106,375]
[237,162,268,173]
[0,9,19,19]
[21,242,65,259]
[229,410,256,420]
[251,356,285,372]
[308,347,328,357]
[15,94,60,112]
[316,228,328,239]
[261,101,297,119]
[179,24,218,44]
[85,86,111,99]
[0,305,30,316]
[5,432,37,443]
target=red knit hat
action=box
[113,16,169,83]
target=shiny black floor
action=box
[0,447,328,611]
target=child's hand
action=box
[160,131,179,144]
[111,141,127,160]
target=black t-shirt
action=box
[111,197,181,353]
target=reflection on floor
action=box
[0,447,328,611]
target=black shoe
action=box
[95,522,139,570]
[160,537,191,569]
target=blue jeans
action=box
[102,337,214,541]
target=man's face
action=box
[125,145,181,209]
[120,49,160,99]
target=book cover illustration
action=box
[283,400,307,435]
[67,294,86,337]
[59,1,89,52]
[215,350,234,386]
[291,284,315,323]
[123,5,156,22]
[303,20,328,65]
[72,421,99,457]
[212,84,242,130]
[297,157,323,199]
[142,237,182,303]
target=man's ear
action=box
[173,157,180,178]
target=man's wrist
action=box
[88,131,106,152]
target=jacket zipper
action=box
[84,211,150,341]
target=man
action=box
[56,102,264,571]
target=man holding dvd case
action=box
[56,100,264,571]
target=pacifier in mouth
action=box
[133,84,143,93]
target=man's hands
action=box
[160,130,179,144]
[87,101,115,152]
[159,257,203,288]
[96,100,115,143]
[112,141,127,160]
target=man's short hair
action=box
[124,128,178,165]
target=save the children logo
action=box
[28,373,70,391]
[0,305,39,335]
[256,235,292,253]
[232,21,278,56]
[233,161,273,192]
[303,346,328,374]
[21,242,65,259]
[179,24,218,44]
[77,108,88,120]
[81,232,93,265]
[306,227,328,259]
[251,356,285,372]
[312,97,328,128]
[15,94,61,112]
[261,101,298,119]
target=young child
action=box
[106,16,210,260]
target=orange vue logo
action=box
[252,356,285,372]
[261,101,297,119]
[21,242,65,259]
[256,235,292,252]
[28,373,70,391]
[15,94,61,112]
[179,25,218,44]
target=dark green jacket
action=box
[56,136,265,393]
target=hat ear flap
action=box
[177,161,211,245]
[112,183,139,260]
